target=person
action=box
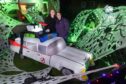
[12,24,27,59]
[45,9,56,33]
[37,9,57,42]
[55,12,69,40]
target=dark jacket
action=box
[55,18,69,39]
[45,16,56,33]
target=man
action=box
[12,24,27,59]
[55,12,69,40]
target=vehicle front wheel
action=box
[61,68,74,75]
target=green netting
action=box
[0,0,60,83]
[68,6,126,63]
[68,9,104,42]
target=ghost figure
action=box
[103,5,116,25]
[26,24,43,33]
[104,5,114,14]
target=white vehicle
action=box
[9,37,94,80]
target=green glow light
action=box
[0,0,60,74]
[67,6,126,64]
[0,0,13,3]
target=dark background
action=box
[60,0,126,22]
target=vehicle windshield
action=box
[38,37,66,56]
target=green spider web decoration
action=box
[68,6,126,64]
[0,0,60,83]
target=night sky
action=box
[60,0,126,21]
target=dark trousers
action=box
[19,33,24,55]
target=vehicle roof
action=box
[15,37,64,46]
[15,37,41,44]
[40,37,64,46]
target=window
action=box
[38,45,46,54]
[26,42,37,52]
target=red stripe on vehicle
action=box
[9,39,27,48]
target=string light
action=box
[115,71,119,74]
[102,73,106,77]
[96,79,99,83]
[110,74,113,77]
[113,64,120,69]
[87,80,91,84]
[91,65,126,84]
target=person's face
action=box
[50,10,55,17]
[56,13,61,20]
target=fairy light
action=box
[96,79,99,83]
[110,74,113,77]
[113,64,120,69]
[102,73,107,77]
[116,70,119,74]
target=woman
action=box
[38,9,57,42]
[55,12,69,40]
[45,9,56,33]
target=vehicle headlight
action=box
[80,68,88,81]
[81,68,86,73]
[87,54,95,66]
